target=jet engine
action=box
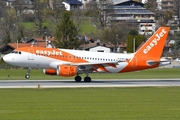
[43,65,77,77]
[43,69,57,75]
[57,65,77,77]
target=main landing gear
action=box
[74,73,91,82]
[24,68,92,82]
[74,75,82,82]
[25,67,31,79]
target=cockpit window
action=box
[11,51,22,54]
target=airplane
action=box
[3,27,171,82]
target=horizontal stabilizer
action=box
[146,58,171,66]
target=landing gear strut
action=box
[84,72,91,82]
[25,67,31,79]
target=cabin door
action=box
[28,49,34,60]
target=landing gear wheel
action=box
[25,74,30,79]
[84,77,91,82]
[75,76,82,82]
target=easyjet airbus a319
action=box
[3,27,171,82]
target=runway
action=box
[0,79,180,88]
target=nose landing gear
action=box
[25,67,31,79]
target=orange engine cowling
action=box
[57,65,77,77]
[43,69,57,75]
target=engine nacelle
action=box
[43,69,57,75]
[57,65,77,77]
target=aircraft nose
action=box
[3,55,8,62]
[3,54,12,63]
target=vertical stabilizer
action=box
[120,27,170,72]
[135,27,170,59]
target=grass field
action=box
[1,69,180,119]
[0,68,180,80]
[0,87,180,119]
[79,20,99,35]
[23,20,98,36]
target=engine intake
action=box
[57,65,77,77]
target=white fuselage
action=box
[3,48,134,73]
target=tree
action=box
[54,11,80,49]
[0,1,6,43]
[31,0,45,35]
[0,3,19,44]
[84,1,99,17]
[128,30,138,36]
[100,23,134,52]
[126,35,134,53]
[3,31,11,45]
[45,1,66,25]
[144,0,157,13]
[72,9,84,33]
[144,0,169,26]
[169,31,180,57]
[174,0,180,25]
[84,1,101,29]
[126,31,145,53]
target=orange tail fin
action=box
[120,27,170,73]
[135,27,170,59]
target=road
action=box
[0,79,180,88]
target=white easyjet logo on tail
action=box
[143,29,167,54]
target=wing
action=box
[49,60,126,72]
[69,60,127,72]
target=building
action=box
[48,0,82,11]
[103,0,155,35]
[80,41,126,53]
[161,0,174,11]
[89,46,111,53]
[113,0,142,4]
[63,0,82,11]
[0,37,54,58]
